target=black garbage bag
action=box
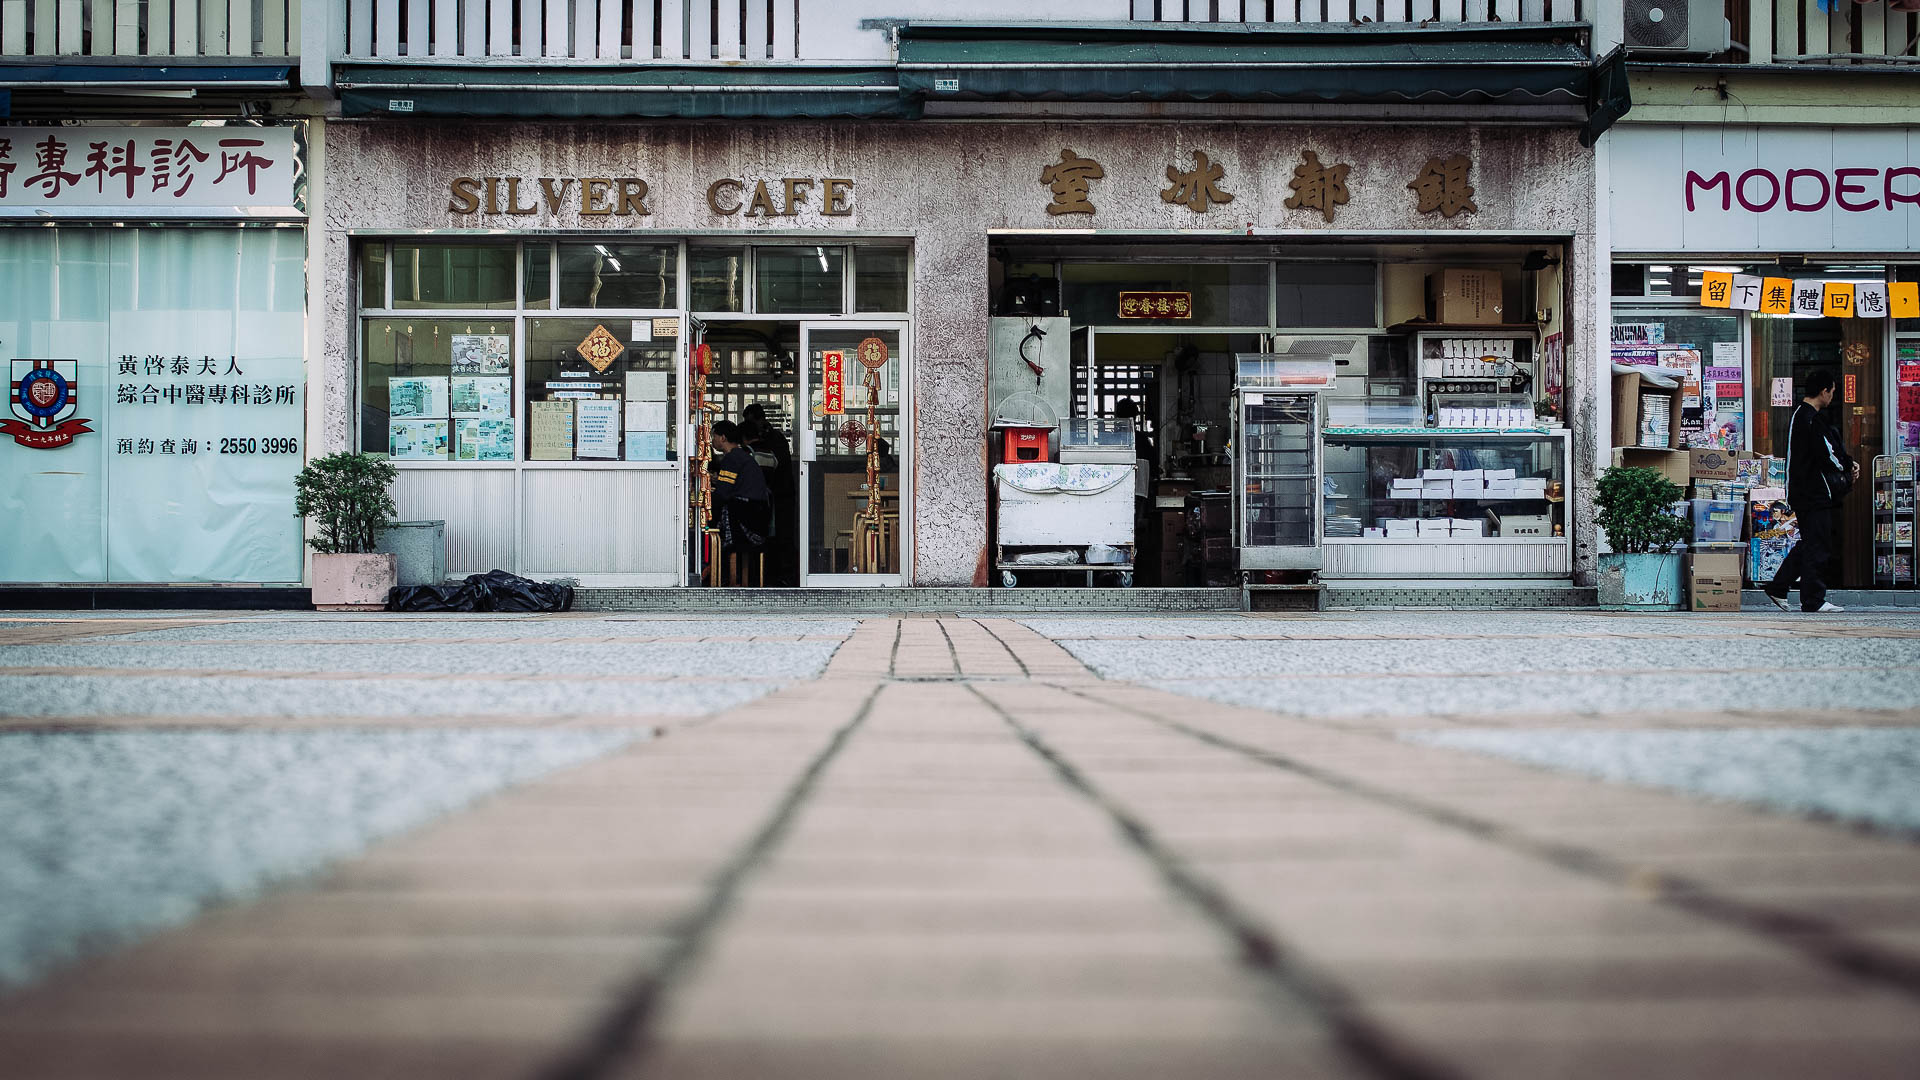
[388,570,574,613]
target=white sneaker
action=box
[1764,591,1791,611]
[1815,601,1844,613]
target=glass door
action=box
[1238,392,1322,569]
[799,324,908,585]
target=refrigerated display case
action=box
[1233,347,1341,571]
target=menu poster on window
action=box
[1901,344,1920,451]
[575,399,621,460]
[388,377,448,419]
[529,400,575,460]
[389,419,450,460]
[626,431,668,461]
[626,370,669,401]
[451,334,510,375]
[455,418,515,461]
[450,376,511,417]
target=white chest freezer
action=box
[994,463,1136,547]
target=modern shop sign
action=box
[1610,126,1920,253]
[0,126,300,215]
[5,360,92,449]
[1698,271,1920,318]
[445,175,856,218]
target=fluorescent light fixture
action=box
[815,246,830,274]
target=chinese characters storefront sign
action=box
[1704,274,1919,319]
[576,324,626,373]
[1161,151,1233,213]
[1032,146,1475,225]
[1408,154,1476,218]
[1040,149,1105,216]
[110,354,301,457]
[1284,151,1350,224]
[0,127,298,213]
[822,350,845,415]
[5,360,92,449]
[1117,292,1193,320]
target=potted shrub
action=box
[295,452,399,610]
[1594,465,1690,610]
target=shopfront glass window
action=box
[523,243,552,310]
[1276,262,1376,328]
[1061,262,1267,326]
[558,242,677,309]
[360,242,387,309]
[1611,310,1743,449]
[392,243,517,309]
[360,319,516,461]
[855,248,909,312]
[756,246,845,314]
[689,247,745,312]
[525,318,676,462]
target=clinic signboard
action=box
[1610,126,1920,254]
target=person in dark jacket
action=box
[710,420,772,580]
[1766,369,1858,613]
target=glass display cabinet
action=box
[1320,429,1571,577]
[1233,344,1345,571]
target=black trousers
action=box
[1770,504,1834,611]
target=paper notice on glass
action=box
[1711,341,1740,367]
[575,398,620,460]
[629,320,653,343]
[451,333,511,374]
[530,400,575,460]
[450,376,511,417]
[1771,377,1794,407]
[454,417,516,461]
[625,398,668,433]
[389,419,449,460]
[388,376,448,419]
[626,370,669,401]
[625,431,668,461]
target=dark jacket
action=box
[713,445,770,503]
[1784,400,1854,512]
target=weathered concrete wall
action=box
[324,121,1598,585]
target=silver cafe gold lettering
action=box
[448,176,651,216]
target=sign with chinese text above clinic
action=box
[0,126,300,215]
[1610,126,1920,254]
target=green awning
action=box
[338,65,914,120]
[898,21,1602,112]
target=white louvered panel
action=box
[147,0,169,52]
[404,0,425,55]
[628,0,651,58]
[770,0,791,58]
[1327,0,1352,26]
[28,0,48,55]
[433,0,456,54]
[1296,0,1321,24]
[1220,0,1244,21]
[1462,0,1487,21]
[1438,0,1464,24]
[114,0,138,52]
[572,0,591,57]
[374,0,396,56]
[542,0,564,56]
[1129,0,1151,18]
[744,0,765,57]
[1520,0,1544,23]
[3,0,25,53]
[685,0,706,58]
[75,0,98,53]
[1186,0,1207,21]
[596,0,618,56]
[262,0,285,54]
[1861,1,1885,59]
[487,0,508,53]
[201,0,228,54]
[716,0,736,58]
[227,0,249,54]
[349,0,370,54]
[659,0,682,57]
[174,0,195,51]
[464,0,486,54]
[1777,0,1797,58]
[516,0,538,55]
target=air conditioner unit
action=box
[1623,0,1732,55]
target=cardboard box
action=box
[1494,512,1553,537]
[1450,518,1485,537]
[1612,370,1685,450]
[1612,446,1689,487]
[1690,448,1739,481]
[1427,269,1504,324]
[1686,551,1745,611]
[1417,519,1451,538]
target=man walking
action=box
[710,420,772,585]
[1766,369,1858,613]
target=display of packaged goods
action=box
[1898,455,1918,481]
[1513,478,1550,498]
[1325,516,1363,537]
[1362,527,1385,539]
[1494,512,1553,537]
[1453,478,1485,498]
[1878,522,1896,543]
[1416,519,1451,537]
[1766,458,1788,486]
[1450,518,1485,537]
[1876,457,1896,479]
[1900,554,1915,579]
[1486,469,1517,482]
[1900,521,1915,544]
[1736,456,1770,486]
[1874,489,1893,511]
[1691,499,1742,544]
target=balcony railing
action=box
[1735,0,1920,65]
[0,0,297,57]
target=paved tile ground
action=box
[1,608,1918,1079]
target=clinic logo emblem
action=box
[4,359,93,449]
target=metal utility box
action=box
[1233,344,1342,572]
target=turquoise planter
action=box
[1597,552,1683,610]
